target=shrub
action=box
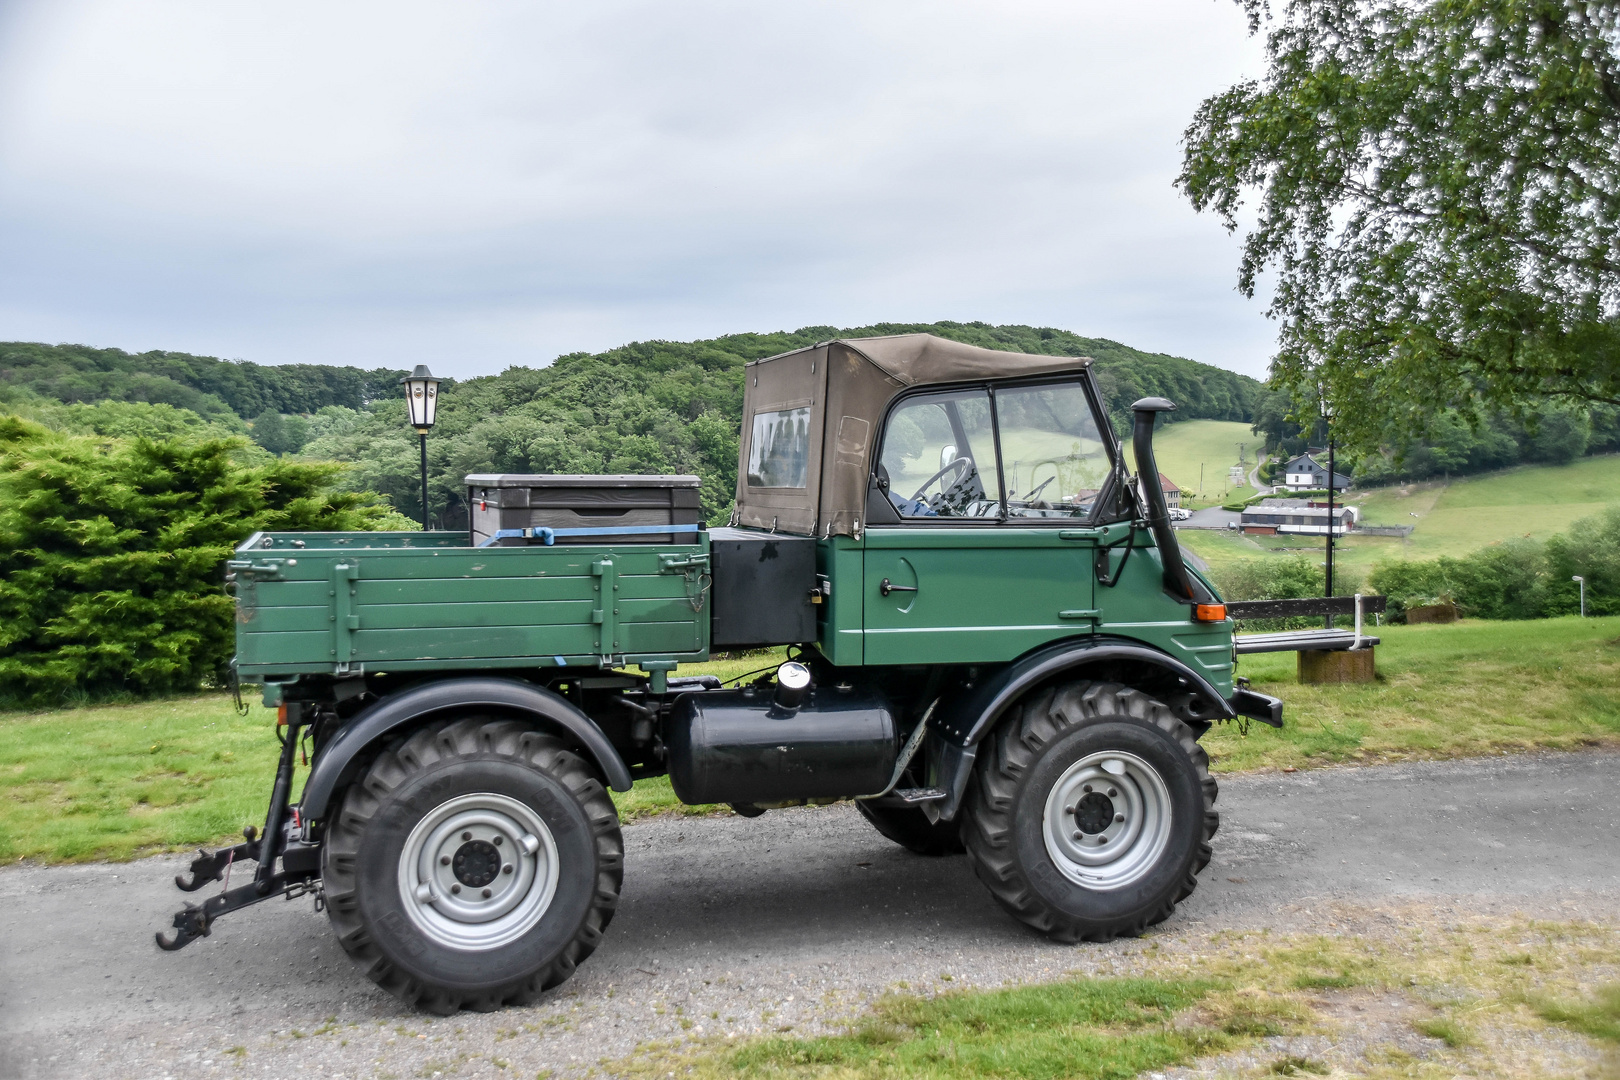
[0,417,408,707]
[1367,507,1620,620]
[1211,555,1365,631]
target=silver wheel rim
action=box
[397,792,561,951]
[1042,750,1172,891]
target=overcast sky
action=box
[0,1,1271,381]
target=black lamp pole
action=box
[1319,389,1335,629]
[1325,435,1335,628]
[418,432,430,531]
[401,365,441,531]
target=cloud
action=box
[0,1,1271,377]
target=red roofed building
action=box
[1159,472,1181,510]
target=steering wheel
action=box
[910,457,973,503]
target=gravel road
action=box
[3,750,1617,1080]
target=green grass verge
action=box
[0,695,285,864]
[609,914,1619,1079]
[709,978,1234,1080]
[1206,616,1620,771]
[4,622,1619,864]
[1530,983,1620,1044]
[0,649,785,864]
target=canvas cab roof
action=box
[732,333,1092,537]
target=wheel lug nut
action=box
[440,855,451,865]
[451,884,461,894]
[492,835,502,846]
[1115,813,1125,823]
[1072,831,1082,841]
[1108,788,1117,797]
[1082,784,1092,793]
[1097,835,1108,844]
[1064,805,1075,814]
[482,888,492,898]
[503,864,514,875]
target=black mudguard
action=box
[298,677,633,822]
[924,636,1242,822]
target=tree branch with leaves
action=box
[1180,0,1620,450]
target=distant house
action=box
[1240,498,1358,536]
[1281,452,1351,492]
[1158,472,1182,509]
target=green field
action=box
[1182,453,1620,572]
[1150,419,1259,506]
[4,621,1617,864]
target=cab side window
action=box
[994,382,1111,520]
[875,389,1002,519]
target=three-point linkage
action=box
[155,705,319,951]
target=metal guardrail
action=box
[1230,594,1385,654]
[1235,629,1381,654]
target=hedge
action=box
[0,416,406,707]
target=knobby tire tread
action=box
[961,681,1218,943]
[323,717,623,1014]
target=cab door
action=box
[861,379,1115,666]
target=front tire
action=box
[323,718,623,1013]
[961,681,1216,942]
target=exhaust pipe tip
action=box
[773,662,812,711]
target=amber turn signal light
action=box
[1194,604,1228,622]
[277,703,289,726]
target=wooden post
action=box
[1298,648,1375,684]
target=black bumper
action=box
[1230,687,1284,728]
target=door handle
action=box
[880,577,918,597]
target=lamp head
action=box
[1573,575,1585,583]
[401,365,441,431]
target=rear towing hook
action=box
[157,708,314,951]
[155,871,321,951]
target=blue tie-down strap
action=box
[477,523,702,547]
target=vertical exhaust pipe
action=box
[1130,397,1197,602]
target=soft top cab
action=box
[733,332,1100,537]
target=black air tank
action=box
[666,687,896,805]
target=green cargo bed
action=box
[230,531,712,676]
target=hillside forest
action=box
[1250,389,1620,485]
[1,323,1260,529]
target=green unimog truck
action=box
[157,332,1281,1014]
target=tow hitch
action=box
[156,704,319,951]
[156,867,320,951]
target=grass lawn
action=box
[1150,419,1260,507]
[1177,528,1327,576]
[3,621,1618,864]
[1206,616,1620,770]
[0,649,785,865]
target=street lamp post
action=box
[1573,575,1586,617]
[1320,393,1335,628]
[401,365,441,530]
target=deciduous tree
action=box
[1180,0,1620,450]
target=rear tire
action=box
[961,681,1216,943]
[856,800,966,856]
[323,718,623,1013]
